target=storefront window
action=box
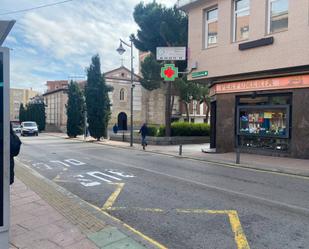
[236,93,292,152]
[238,106,289,138]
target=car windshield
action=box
[23,122,37,127]
[12,124,20,128]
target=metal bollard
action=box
[179,144,183,156]
[236,147,240,164]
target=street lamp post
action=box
[116,38,134,147]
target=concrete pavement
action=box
[10,178,98,249]
[10,162,152,249]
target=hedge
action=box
[151,122,210,137]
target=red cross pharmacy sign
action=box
[161,64,178,81]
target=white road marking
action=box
[87,171,123,183]
[80,181,101,187]
[106,169,135,178]
[50,160,71,168]
[64,159,85,166]
[32,163,52,170]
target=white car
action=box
[21,122,39,136]
[12,123,21,133]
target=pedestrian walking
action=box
[10,124,22,185]
[113,124,118,134]
[139,123,148,150]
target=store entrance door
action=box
[210,101,216,148]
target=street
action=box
[18,134,309,249]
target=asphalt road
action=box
[18,134,309,249]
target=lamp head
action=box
[116,42,126,55]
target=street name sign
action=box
[161,64,179,81]
[156,47,186,61]
[192,71,208,78]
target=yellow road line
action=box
[227,210,251,249]
[102,183,124,210]
[101,210,168,249]
[176,209,250,249]
[108,207,165,213]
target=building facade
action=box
[180,0,309,158]
[10,88,39,121]
[105,66,144,129]
[43,81,68,132]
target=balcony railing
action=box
[177,0,199,8]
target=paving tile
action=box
[88,227,127,248]
[21,239,63,249]
[52,228,86,247]
[104,238,147,249]
[65,238,98,249]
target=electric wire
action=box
[0,0,74,16]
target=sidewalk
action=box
[10,178,98,249]
[10,163,150,249]
[46,132,309,178]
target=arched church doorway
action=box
[118,112,127,130]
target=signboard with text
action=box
[156,47,186,61]
[210,75,309,96]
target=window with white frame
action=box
[233,0,250,42]
[120,88,125,101]
[268,0,288,33]
[204,7,218,48]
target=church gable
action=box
[104,66,140,82]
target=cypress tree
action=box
[85,54,112,141]
[66,81,85,138]
[19,103,26,122]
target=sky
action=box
[1,0,176,93]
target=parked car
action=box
[11,122,21,133]
[21,121,39,136]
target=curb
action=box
[45,133,309,180]
[15,160,160,249]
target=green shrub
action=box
[158,125,165,137]
[148,122,210,137]
[147,125,159,136]
[176,122,210,136]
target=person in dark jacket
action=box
[10,124,21,185]
[139,123,148,150]
[113,124,118,134]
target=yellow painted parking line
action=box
[102,183,124,210]
[227,210,250,249]
[177,209,250,249]
[101,210,168,249]
[108,207,165,213]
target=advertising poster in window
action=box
[0,52,4,226]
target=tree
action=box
[198,84,211,123]
[131,2,188,136]
[140,54,162,91]
[19,103,26,122]
[20,100,46,131]
[66,81,85,138]
[85,54,112,141]
[175,78,201,121]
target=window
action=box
[233,0,250,42]
[204,7,218,48]
[120,88,125,101]
[268,0,288,33]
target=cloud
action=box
[2,0,178,91]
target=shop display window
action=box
[237,105,289,138]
